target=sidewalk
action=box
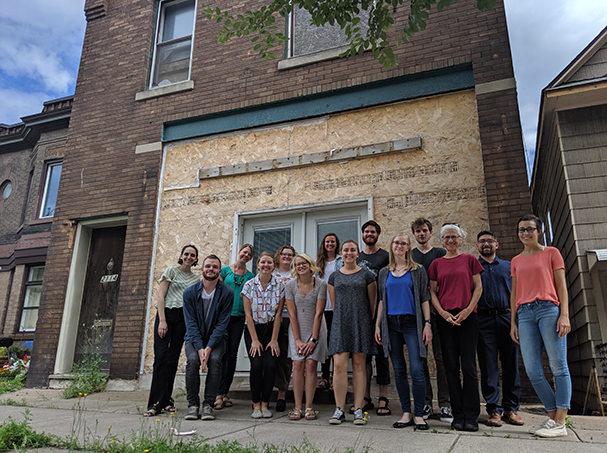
[1,388,606,452]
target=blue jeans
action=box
[517,300,571,411]
[387,315,425,417]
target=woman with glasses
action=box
[315,233,343,391]
[428,224,483,431]
[145,245,200,417]
[273,245,296,412]
[510,214,570,438]
[285,253,328,420]
[242,252,285,418]
[327,240,377,426]
[375,234,432,429]
[215,243,254,410]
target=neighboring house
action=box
[0,97,71,346]
[27,0,532,388]
[531,26,607,412]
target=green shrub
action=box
[62,353,108,399]
[0,411,56,451]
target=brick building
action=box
[0,97,71,346]
[26,0,531,389]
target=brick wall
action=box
[28,0,531,385]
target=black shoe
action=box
[451,420,464,431]
[276,399,286,412]
[416,421,430,430]
[464,422,479,432]
[393,419,415,428]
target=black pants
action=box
[244,322,278,403]
[217,315,246,396]
[477,312,520,415]
[147,308,186,411]
[437,310,480,424]
[321,311,333,381]
[274,318,292,391]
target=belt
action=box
[477,308,510,315]
[388,314,416,319]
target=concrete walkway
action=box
[1,388,606,452]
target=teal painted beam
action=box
[163,63,474,142]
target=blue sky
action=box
[1,1,606,177]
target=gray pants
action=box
[185,340,225,408]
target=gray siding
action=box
[568,42,607,82]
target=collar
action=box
[478,256,500,265]
[253,274,277,290]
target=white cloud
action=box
[0,89,49,126]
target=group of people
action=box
[144,214,572,438]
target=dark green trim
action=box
[163,63,474,142]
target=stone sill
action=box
[135,80,194,101]
[277,46,350,70]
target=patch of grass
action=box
[0,411,57,451]
[62,353,108,399]
[565,415,573,429]
[0,397,28,407]
[0,375,26,395]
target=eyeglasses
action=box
[392,241,410,247]
[280,253,294,258]
[442,235,460,241]
[518,227,537,234]
[477,239,496,244]
[295,262,308,267]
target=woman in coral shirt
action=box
[510,214,571,438]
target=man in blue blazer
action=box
[183,254,234,420]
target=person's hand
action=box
[198,348,209,372]
[295,339,306,356]
[267,339,280,357]
[249,340,263,358]
[157,320,168,338]
[451,308,470,326]
[300,341,315,357]
[423,323,433,345]
[374,325,382,345]
[510,325,519,345]
[441,309,458,326]
[557,314,570,338]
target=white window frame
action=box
[149,0,197,90]
[19,265,45,332]
[39,161,62,219]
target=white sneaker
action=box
[422,405,432,420]
[262,408,273,418]
[353,408,366,425]
[529,417,551,435]
[534,419,567,438]
[439,406,453,423]
[251,408,263,419]
[329,407,345,425]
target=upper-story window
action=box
[287,5,370,59]
[150,0,196,89]
[39,161,62,218]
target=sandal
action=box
[164,405,176,413]
[288,408,302,420]
[350,396,374,414]
[376,396,391,416]
[304,408,318,420]
[214,395,224,410]
[317,379,329,391]
[143,408,161,417]
[222,395,233,407]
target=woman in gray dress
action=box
[327,240,377,426]
[285,253,328,420]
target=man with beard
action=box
[476,231,523,427]
[356,220,391,416]
[183,255,234,421]
[411,218,452,423]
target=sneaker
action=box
[529,418,551,435]
[422,405,433,420]
[534,419,567,438]
[262,408,273,418]
[200,404,215,420]
[329,407,345,425]
[353,408,366,425]
[251,408,263,419]
[439,406,454,423]
[184,406,199,420]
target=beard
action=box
[363,236,378,246]
[479,247,494,257]
[203,271,219,281]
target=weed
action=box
[0,410,57,451]
[565,414,573,428]
[0,397,28,407]
[483,427,493,437]
[503,433,511,438]
[62,353,108,399]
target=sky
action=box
[1,1,606,178]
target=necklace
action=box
[233,273,244,286]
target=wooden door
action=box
[73,226,127,371]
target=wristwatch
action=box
[309,337,318,344]
[425,319,431,325]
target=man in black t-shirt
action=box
[411,217,452,423]
[356,220,391,416]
